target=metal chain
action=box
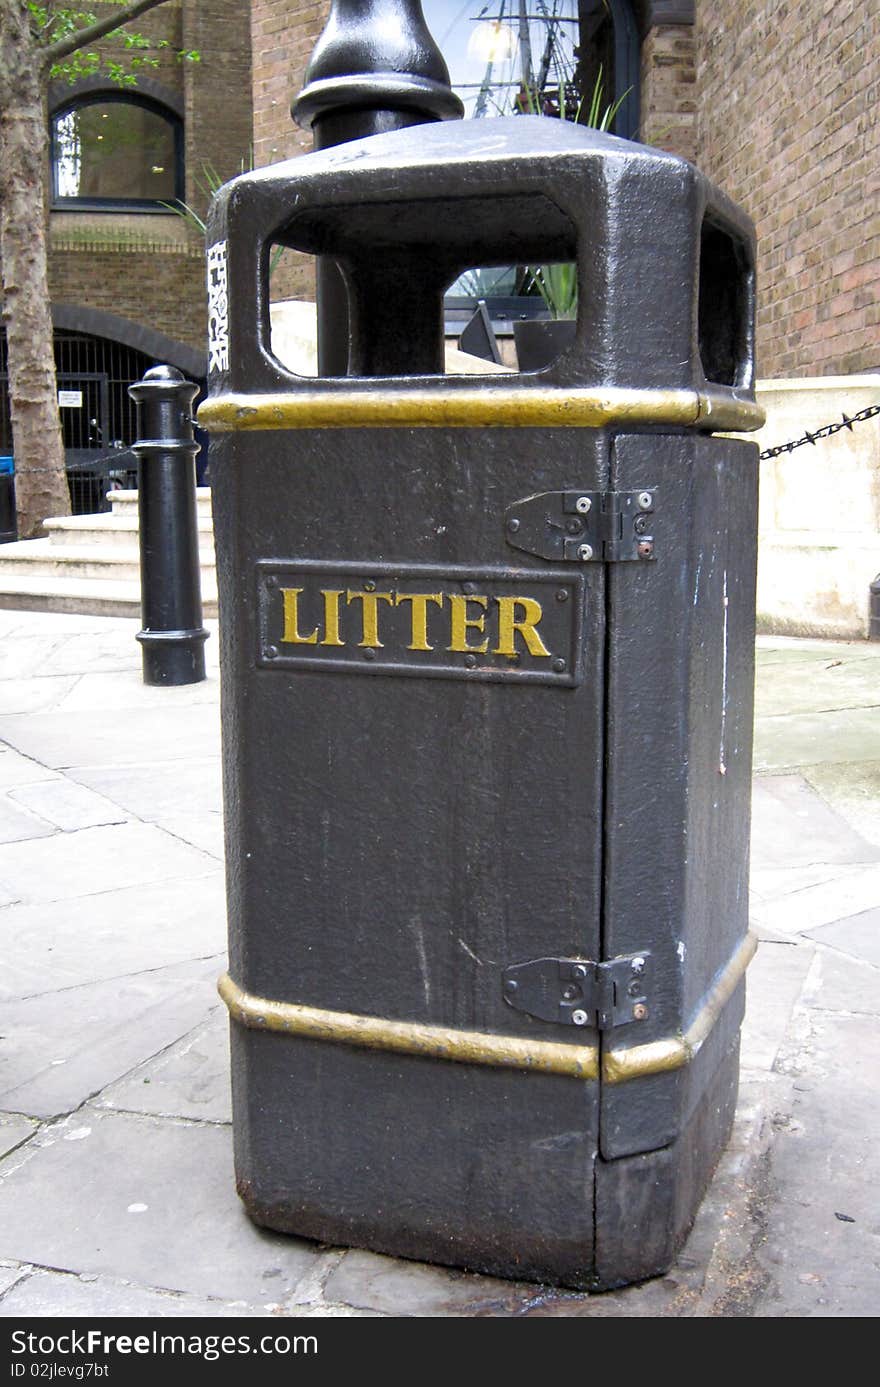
[759,403,880,460]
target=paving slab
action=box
[0,674,80,716]
[69,759,222,822]
[0,613,219,684]
[0,627,142,680]
[0,612,128,640]
[753,707,880,773]
[804,761,880,849]
[0,1109,321,1304]
[294,1303,385,1317]
[755,638,879,666]
[0,880,20,908]
[321,1249,543,1317]
[0,957,222,1118]
[752,1008,880,1317]
[748,862,880,937]
[1,874,226,1001]
[98,1009,231,1124]
[154,813,224,860]
[0,703,220,771]
[740,939,816,1071]
[804,906,880,967]
[797,941,880,1014]
[750,774,880,870]
[514,1280,691,1316]
[54,668,220,713]
[0,1265,26,1299]
[0,796,56,844]
[0,1116,39,1160]
[679,1069,794,1318]
[0,1270,263,1319]
[0,820,217,906]
[8,778,129,832]
[0,746,59,792]
[749,860,865,905]
[753,651,880,717]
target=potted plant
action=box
[513,71,628,371]
[513,261,579,370]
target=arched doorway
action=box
[0,311,206,514]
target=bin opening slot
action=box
[698,218,753,388]
[268,192,577,378]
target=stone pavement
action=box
[0,610,877,1318]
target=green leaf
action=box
[519,66,633,318]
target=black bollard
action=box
[870,574,880,640]
[292,0,462,376]
[129,365,209,685]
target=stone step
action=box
[108,488,214,520]
[43,512,216,551]
[0,539,216,585]
[0,489,218,618]
[0,573,218,620]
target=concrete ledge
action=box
[753,375,880,639]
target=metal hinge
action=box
[502,952,651,1030]
[504,488,658,563]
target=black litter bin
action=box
[202,116,764,1291]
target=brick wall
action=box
[183,0,254,218]
[696,0,880,379]
[250,0,329,301]
[43,0,252,362]
[246,1,879,380]
[639,24,697,162]
[48,229,206,355]
[251,0,327,168]
[118,0,186,99]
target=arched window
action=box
[50,93,183,209]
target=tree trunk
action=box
[0,4,70,538]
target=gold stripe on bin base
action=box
[199,386,765,435]
[219,932,756,1085]
[218,973,599,1080]
[602,932,758,1084]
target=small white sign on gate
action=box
[58,390,83,408]
[207,240,229,374]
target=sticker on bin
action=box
[257,561,586,685]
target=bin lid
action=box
[203,116,763,435]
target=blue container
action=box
[0,456,16,543]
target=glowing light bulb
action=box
[467,20,516,64]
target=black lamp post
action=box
[292,0,463,376]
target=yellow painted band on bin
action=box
[219,932,756,1084]
[601,932,758,1083]
[218,973,599,1079]
[198,386,765,434]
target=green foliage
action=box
[165,157,285,278]
[516,67,624,131]
[27,3,199,87]
[524,67,630,319]
[163,158,228,232]
[528,262,578,320]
